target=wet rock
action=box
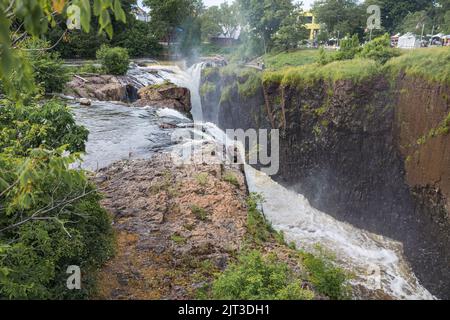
[65,75,141,103]
[79,98,92,106]
[134,83,192,114]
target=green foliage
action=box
[236,0,295,54]
[112,19,163,58]
[195,172,209,187]
[20,39,70,94]
[399,10,433,35]
[144,0,203,57]
[79,63,104,75]
[200,82,216,96]
[336,34,361,61]
[223,172,240,188]
[190,205,209,221]
[367,0,433,33]
[200,2,239,42]
[384,47,450,85]
[0,147,114,299]
[302,250,350,300]
[237,70,262,98]
[212,250,315,300]
[171,233,187,244]
[246,193,276,244]
[312,0,365,36]
[358,34,401,65]
[0,100,89,156]
[96,45,130,75]
[220,85,233,104]
[270,4,309,52]
[0,0,126,100]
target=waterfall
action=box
[134,63,205,121]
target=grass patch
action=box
[190,205,209,221]
[264,49,320,69]
[263,59,380,89]
[384,47,450,85]
[195,172,209,187]
[147,80,174,90]
[171,233,187,245]
[212,250,315,300]
[223,172,240,188]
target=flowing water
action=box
[70,64,435,300]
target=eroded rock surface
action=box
[134,83,192,114]
[94,154,247,299]
[65,75,140,103]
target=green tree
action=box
[312,0,365,37]
[364,0,433,33]
[237,0,294,54]
[272,4,309,52]
[200,2,240,43]
[200,5,222,41]
[399,10,433,35]
[0,0,126,101]
[144,0,203,47]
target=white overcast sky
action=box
[138,0,315,10]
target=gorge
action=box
[68,50,449,299]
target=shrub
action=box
[0,98,112,299]
[190,205,209,221]
[302,251,350,300]
[0,100,89,156]
[96,46,130,76]
[212,250,315,300]
[358,34,400,64]
[0,148,114,299]
[21,39,70,94]
[336,34,361,61]
[246,193,275,244]
[223,172,240,187]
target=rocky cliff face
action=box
[200,67,450,298]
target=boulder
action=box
[64,75,140,103]
[134,82,192,114]
[79,98,92,106]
